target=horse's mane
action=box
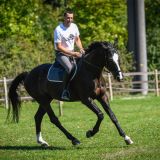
[85,41,113,54]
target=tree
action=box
[145,0,160,70]
[0,0,57,77]
[1,0,134,77]
[69,0,133,71]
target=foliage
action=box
[69,0,133,72]
[2,0,159,77]
[69,0,127,45]
[0,0,57,77]
[145,0,160,70]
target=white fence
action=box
[0,78,65,115]
[104,70,160,100]
[0,70,160,109]
[0,78,32,109]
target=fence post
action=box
[59,101,63,116]
[108,73,113,101]
[3,77,9,109]
[154,69,159,96]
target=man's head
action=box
[63,8,74,27]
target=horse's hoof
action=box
[86,130,93,138]
[38,140,49,147]
[41,143,49,147]
[124,135,133,145]
[72,139,81,146]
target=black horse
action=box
[8,41,133,147]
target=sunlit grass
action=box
[0,96,160,160]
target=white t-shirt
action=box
[54,23,80,51]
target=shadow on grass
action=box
[0,145,94,151]
[0,143,128,151]
[0,145,67,151]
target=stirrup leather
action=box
[61,89,70,101]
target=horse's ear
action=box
[113,38,118,48]
[101,42,108,49]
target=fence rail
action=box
[0,70,160,109]
[104,70,160,100]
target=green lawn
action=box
[0,96,160,160]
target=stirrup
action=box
[61,89,70,101]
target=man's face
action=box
[64,13,73,27]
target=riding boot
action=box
[61,72,71,101]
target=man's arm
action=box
[56,43,82,57]
[75,36,85,54]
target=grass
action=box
[0,96,160,160]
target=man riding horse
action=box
[54,8,85,100]
[8,9,133,147]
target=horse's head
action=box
[102,41,123,82]
[84,41,123,81]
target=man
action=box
[54,8,85,100]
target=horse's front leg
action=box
[97,96,133,145]
[82,98,104,138]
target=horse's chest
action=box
[93,79,105,97]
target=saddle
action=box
[47,60,77,83]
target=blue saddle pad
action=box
[47,61,65,82]
[47,61,77,83]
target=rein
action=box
[83,59,103,78]
[83,59,102,71]
[82,49,106,74]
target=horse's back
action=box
[26,63,51,81]
[23,62,81,102]
[32,63,51,73]
[24,63,52,99]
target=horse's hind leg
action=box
[45,103,80,146]
[82,98,104,138]
[34,106,49,147]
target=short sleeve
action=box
[54,28,61,43]
[75,24,80,37]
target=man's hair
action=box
[64,8,74,16]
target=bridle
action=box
[82,46,122,76]
[105,51,122,74]
[82,51,103,72]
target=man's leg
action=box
[61,72,71,100]
[56,54,73,100]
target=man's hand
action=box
[80,48,85,54]
[72,51,82,58]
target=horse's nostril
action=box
[117,77,120,81]
[116,75,123,82]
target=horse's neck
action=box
[85,49,104,68]
[85,49,105,68]
[78,57,103,79]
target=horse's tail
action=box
[7,72,28,123]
